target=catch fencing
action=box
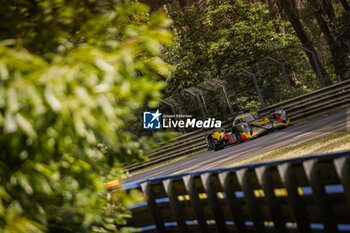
[126,78,350,172]
[120,151,350,233]
[159,45,335,127]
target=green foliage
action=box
[0,0,172,232]
[165,0,297,92]
[163,0,306,116]
[207,1,296,72]
[338,11,350,39]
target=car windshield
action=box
[241,114,256,123]
[234,113,260,124]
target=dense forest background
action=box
[136,0,350,127]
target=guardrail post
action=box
[211,79,235,116]
[266,56,295,98]
[160,99,177,116]
[140,182,166,233]
[303,160,339,233]
[184,89,207,120]
[298,45,326,87]
[183,175,210,233]
[236,168,267,233]
[163,179,189,233]
[160,99,184,133]
[277,163,312,233]
[239,68,266,108]
[200,173,228,232]
[218,171,247,233]
[255,166,287,233]
[334,157,350,210]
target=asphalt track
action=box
[126,108,350,183]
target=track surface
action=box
[126,108,350,183]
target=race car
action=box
[233,110,290,141]
[206,128,239,151]
[206,110,290,151]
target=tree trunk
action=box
[277,0,329,85]
[290,0,301,16]
[178,0,187,8]
[266,0,285,33]
[309,0,349,81]
[339,0,350,10]
[322,0,337,26]
[290,71,308,89]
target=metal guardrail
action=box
[120,152,350,233]
[126,79,350,172]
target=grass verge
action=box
[224,130,350,167]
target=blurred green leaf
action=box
[0,0,172,232]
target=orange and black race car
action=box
[206,110,290,151]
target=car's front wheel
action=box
[232,127,242,143]
[207,137,217,151]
